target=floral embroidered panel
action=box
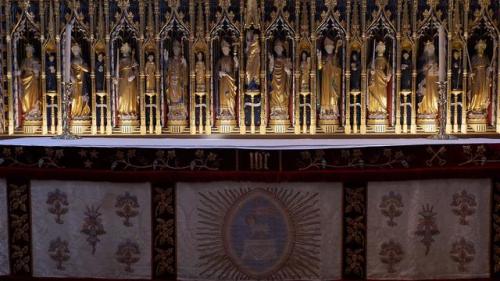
[367,179,491,280]
[176,181,342,280]
[0,179,9,276]
[31,180,151,279]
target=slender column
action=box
[104,0,112,134]
[395,1,402,134]
[90,0,97,135]
[360,0,367,134]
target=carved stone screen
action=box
[367,179,491,280]
[31,180,151,279]
[0,0,498,136]
[176,181,342,280]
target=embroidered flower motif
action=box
[379,191,404,227]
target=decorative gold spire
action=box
[219,0,231,12]
[195,0,205,38]
[401,0,410,35]
[325,0,338,12]
[351,0,360,37]
[300,0,309,37]
[47,0,55,37]
[97,0,105,40]
[479,0,490,11]
[452,0,462,36]
[146,0,154,38]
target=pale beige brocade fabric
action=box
[31,180,151,279]
[367,179,491,280]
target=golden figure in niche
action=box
[418,41,439,115]
[468,40,492,113]
[144,53,156,92]
[20,44,41,118]
[116,43,138,116]
[299,52,311,92]
[195,52,206,92]
[318,37,342,116]
[269,40,292,118]
[165,40,188,118]
[70,44,91,118]
[245,30,261,88]
[368,41,391,116]
[217,40,238,118]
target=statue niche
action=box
[145,52,156,93]
[417,41,439,117]
[468,40,492,115]
[70,43,91,118]
[368,41,392,118]
[165,40,188,122]
[245,30,261,90]
[318,37,342,118]
[20,44,42,120]
[116,42,138,117]
[216,39,238,120]
[269,39,292,120]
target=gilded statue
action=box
[20,44,41,118]
[165,40,188,118]
[145,53,156,92]
[368,41,392,116]
[468,40,492,113]
[195,52,206,92]
[300,52,311,92]
[70,44,90,118]
[217,40,238,118]
[116,43,138,116]
[269,40,292,118]
[245,30,261,89]
[318,37,342,116]
[417,41,438,115]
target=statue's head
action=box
[453,50,460,59]
[48,54,55,61]
[173,40,181,56]
[475,40,487,55]
[25,44,34,57]
[147,53,154,61]
[402,51,410,60]
[324,37,335,55]
[97,53,104,61]
[246,29,254,41]
[197,52,203,61]
[71,44,81,56]
[352,51,358,60]
[424,40,435,59]
[221,40,231,56]
[376,41,386,56]
[274,40,284,56]
[301,51,308,61]
[120,43,131,57]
